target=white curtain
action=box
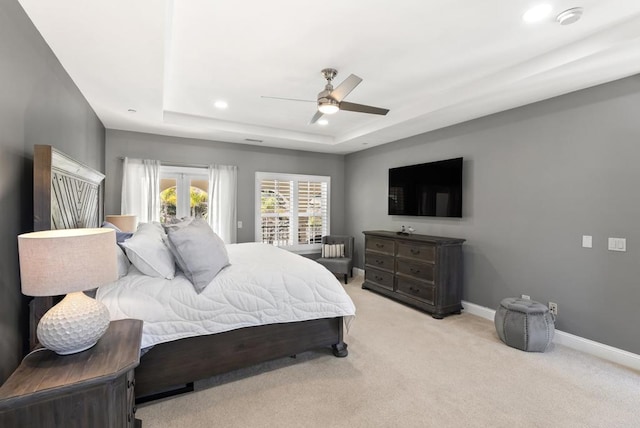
[208,164,238,244]
[121,158,161,224]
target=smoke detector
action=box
[556,7,583,25]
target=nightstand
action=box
[0,319,143,428]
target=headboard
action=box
[30,145,105,349]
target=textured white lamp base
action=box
[37,291,110,355]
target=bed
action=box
[31,145,355,401]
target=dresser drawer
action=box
[397,278,435,305]
[365,268,394,291]
[365,252,395,273]
[365,237,395,255]
[397,242,435,262]
[396,259,434,283]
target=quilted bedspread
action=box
[96,243,356,348]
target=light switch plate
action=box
[608,237,626,252]
[582,235,592,248]
[237,221,243,229]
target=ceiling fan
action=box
[262,68,390,124]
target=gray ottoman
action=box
[494,297,555,352]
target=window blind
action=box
[297,180,328,245]
[256,173,330,249]
[260,179,293,246]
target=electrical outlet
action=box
[548,302,558,316]
[521,294,530,300]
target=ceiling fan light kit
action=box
[318,99,340,114]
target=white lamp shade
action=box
[105,214,137,232]
[18,228,117,296]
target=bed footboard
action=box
[135,317,345,401]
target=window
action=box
[255,172,330,252]
[160,166,208,224]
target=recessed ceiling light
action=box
[522,4,552,23]
[214,100,228,109]
[556,7,583,25]
[318,119,329,126]
[127,108,137,113]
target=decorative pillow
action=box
[322,243,345,258]
[115,244,131,278]
[166,218,230,293]
[102,221,134,243]
[120,222,175,279]
[162,217,194,233]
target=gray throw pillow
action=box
[166,218,230,293]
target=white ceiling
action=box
[18,0,640,154]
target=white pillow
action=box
[115,245,131,278]
[120,222,175,279]
[166,218,229,293]
[322,243,345,258]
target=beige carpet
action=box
[138,276,640,427]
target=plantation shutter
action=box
[259,179,293,246]
[256,172,330,249]
[297,180,328,245]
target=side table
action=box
[0,319,143,428]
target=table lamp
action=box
[105,214,137,233]
[18,228,117,355]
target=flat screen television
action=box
[388,157,463,217]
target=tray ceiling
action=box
[18,0,640,153]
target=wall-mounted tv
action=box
[388,157,463,217]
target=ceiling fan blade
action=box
[339,101,389,115]
[309,110,324,124]
[330,74,363,102]
[261,96,316,103]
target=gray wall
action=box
[105,130,346,243]
[0,0,105,383]
[345,75,640,354]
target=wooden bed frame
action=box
[31,145,348,402]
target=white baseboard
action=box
[353,267,364,277]
[462,300,640,372]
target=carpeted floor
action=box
[137,275,640,427]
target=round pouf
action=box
[494,297,555,352]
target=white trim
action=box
[353,267,365,277]
[461,300,640,371]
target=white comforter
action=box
[96,243,356,348]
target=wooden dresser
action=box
[0,319,143,428]
[362,230,465,318]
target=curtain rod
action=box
[117,157,209,169]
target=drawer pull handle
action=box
[410,249,421,255]
[128,414,132,423]
[409,287,420,293]
[375,259,384,265]
[133,406,137,414]
[376,243,384,248]
[375,275,383,281]
[127,380,132,388]
[410,268,421,274]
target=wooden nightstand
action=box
[0,319,143,428]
